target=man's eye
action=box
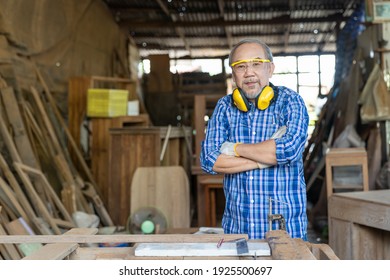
[252,62,262,67]
[236,65,246,70]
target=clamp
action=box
[268,197,288,231]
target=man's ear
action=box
[268,62,275,78]
[231,73,236,83]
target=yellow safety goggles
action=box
[230,58,271,67]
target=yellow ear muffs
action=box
[232,86,275,112]
[256,85,274,110]
[232,88,250,112]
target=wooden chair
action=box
[325,147,369,198]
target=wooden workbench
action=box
[0,228,338,260]
[328,189,390,259]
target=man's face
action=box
[231,43,275,100]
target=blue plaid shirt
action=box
[200,85,309,240]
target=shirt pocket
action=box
[228,114,250,142]
[253,111,283,140]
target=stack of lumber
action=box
[0,67,112,259]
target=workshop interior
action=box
[0,0,389,260]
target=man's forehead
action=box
[233,43,265,60]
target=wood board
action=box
[134,242,270,257]
[130,166,190,229]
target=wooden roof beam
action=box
[155,0,191,54]
[120,14,349,28]
[217,0,233,50]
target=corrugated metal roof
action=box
[103,0,362,58]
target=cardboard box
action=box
[87,88,128,117]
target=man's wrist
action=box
[233,142,242,157]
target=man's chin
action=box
[245,92,260,100]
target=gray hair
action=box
[228,39,274,65]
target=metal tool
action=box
[235,238,249,255]
[268,197,288,231]
[216,237,249,255]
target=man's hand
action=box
[220,142,236,156]
[219,126,286,159]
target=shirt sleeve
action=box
[274,92,309,165]
[200,97,230,174]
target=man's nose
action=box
[244,65,255,75]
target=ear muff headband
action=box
[232,85,275,112]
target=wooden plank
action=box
[0,177,30,222]
[0,233,247,244]
[0,108,22,163]
[351,224,383,260]
[328,218,352,259]
[0,86,38,167]
[384,231,390,259]
[68,76,90,162]
[0,223,21,260]
[69,247,133,260]
[29,86,65,159]
[266,230,316,260]
[22,228,98,260]
[13,162,62,235]
[0,154,37,229]
[34,65,101,191]
[6,218,43,257]
[22,242,78,260]
[16,163,75,227]
[22,100,54,160]
[307,243,339,260]
[194,95,206,167]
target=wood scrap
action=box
[22,228,98,260]
[0,232,246,244]
[5,218,42,257]
[0,201,17,221]
[29,87,79,214]
[0,82,51,206]
[14,163,75,228]
[33,64,100,191]
[29,86,65,159]
[0,176,30,222]
[0,85,39,168]
[0,107,23,163]
[22,99,55,161]
[0,216,21,260]
[0,154,37,230]
[266,230,317,260]
[53,154,91,214]
[13,162,62,235]
[29,85,108,226]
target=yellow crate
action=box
[87,88,129,117]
